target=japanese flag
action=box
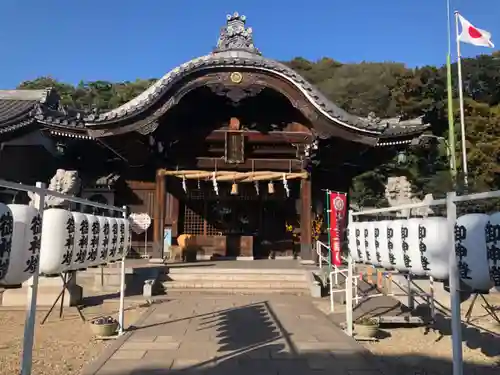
[457,14,494,48]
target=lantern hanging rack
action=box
[158,170,307,183]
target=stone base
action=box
[235,256,254,261]
[195,254,255,261]
[2,279,83,307]
[148,258,165,264]
[300,260,315,265]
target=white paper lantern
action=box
[0,204,14,282]
[107,217,119,263]
[364,222,379,266]
[357,222,368,263]
[485,213,500,290]
[86,215,100,267]
[347,222,361,262]
[400,220,414,273]
[387,220,409,272]
[456,213,492,292]
[97,216,110,265]
[115,218,126,260]
[404,218,427,276]
[124,217,131,258]
[375,220,392,269]
[420,217,450,280]
[71,212,90,270]
[353,223,365,263]
[0,205,41,286]
[39,209,75,276]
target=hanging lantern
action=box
[231,182,239,195]
[268,181,275,194]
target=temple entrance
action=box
[176,181,299,259]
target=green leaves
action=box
[17,77,157,111]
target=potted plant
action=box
[89,315,119,337]
[354,317,379,338]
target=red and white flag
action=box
[457,14,494,48]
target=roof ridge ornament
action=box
[213,12,261,55]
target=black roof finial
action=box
[213,12,261,55]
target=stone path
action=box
[84,295,387,375]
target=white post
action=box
[407,273,414,310]
[447,191,463,375]
[118,206,127,335]
[354,271,359,305]
[455,11,469,188]
[21,182,46,375]
[329,272,335,313]
[345,253,354,336]
[317,241,322,270]
[429,276,436,320]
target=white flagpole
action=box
[455,11,469,188]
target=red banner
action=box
[329,192,347,266]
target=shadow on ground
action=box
[87,297,500,375]
[100,350,500,375]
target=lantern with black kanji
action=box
[39,208,76,276]
[387,220,408,272]
[72,212,90,270]
[456,213,491,292]
[0,204,35,287]
[418,217,450,281]
[485,212,500,291]
[86,214,101,268]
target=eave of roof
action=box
[0,13,429,144]
[83,13,428,139]
[0,87,91,139]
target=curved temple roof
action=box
[85,13,427,142]
[0,13,427,145]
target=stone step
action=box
[162,280,308,290]
[163,273,307,282]
[165,267,306,275]
[164,288,309,295]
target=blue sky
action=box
[0,0,498,88]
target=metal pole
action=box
[118,206,127,335]
[325,190,332,275]
[345,253,354,336]
[447,191,463,375]
[446,0,458,183]
[407,273,414,311]
[455,11,469,188]
[429,276,436,321]
[21,182,46,375]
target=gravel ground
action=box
[363,295,500,373]
[0,300,147,375]
[314,294,500,374]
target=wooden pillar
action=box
[300,176,313,263]
[153,169,166,259]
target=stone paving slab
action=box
[83,295,388,375]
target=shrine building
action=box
[0,13,427,261]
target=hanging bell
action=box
[231,183,239,195]
[268,181,274,194]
